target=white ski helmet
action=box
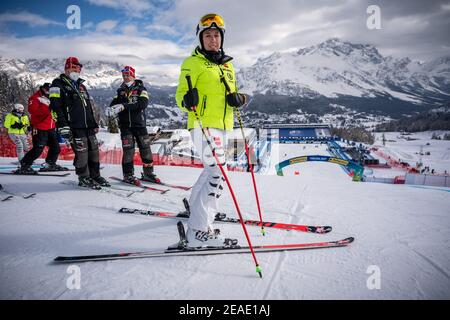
[196,13,226,50]
[13,103,24,112]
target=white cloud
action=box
[121,24,139,35]
[86,0,153,17]
[145,24,180,37]
[96,20,119,32]
[0,0,448,85]
[0,11,64,27]
[83,22,95,30]
[156,0,450,68]
[0,33,189,85]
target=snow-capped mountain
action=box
[0,56,124,89]
[1,38,449,120]
[237,38,450,106]
[0,56,182,123]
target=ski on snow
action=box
[118,207,332,234]
[0,171,70,177]
[109,176,169,194]
[139,178,192,191]
[60,180,137,197]
[1,192,36,201]
[53,236,354,263]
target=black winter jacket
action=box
[110,80,149,128]
[49,74,98,129]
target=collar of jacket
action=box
[11,111,24,117]
[60,73,85,86]
[192,46,233,65]
[120,79,143,90]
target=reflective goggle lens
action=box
[199,14,225,28]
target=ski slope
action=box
[0,141,449,299]
[373,131,450,176]
[268,142,350,179]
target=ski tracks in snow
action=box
[397,237,450,282]
[259,185,308,299]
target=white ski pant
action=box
[188,128,227,232]
[9,134,30,161]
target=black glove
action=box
[226,93,247,108]
[11,122,24,129]
[182,88,199,111]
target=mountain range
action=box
[238,38,450,117]
[1,38,449,123]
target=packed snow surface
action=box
[0,141,449,299]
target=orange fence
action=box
[371,148,418,173]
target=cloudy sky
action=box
[0,0,449,85]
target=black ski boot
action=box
[40,163,69,172]
[78,176,101,190]
[92,176,111,187]
[141,165,160,183]
[14,163,37,175]
[123,174,141,186]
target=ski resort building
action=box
[260,123,334,143]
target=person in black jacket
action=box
[107,66,160,185]
[49,56,110,189]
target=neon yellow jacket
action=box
[3,112,30,135]
[176,48,238,131]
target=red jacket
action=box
[28,90,56,130]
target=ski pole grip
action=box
[185,75,198,112]
[186,75,193,91]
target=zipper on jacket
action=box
[126,87,132,127]
[223,90,227,130]
[201,96,207,116]
[129,109,131,127]
[218,66,230,131]
[83,102,88,128]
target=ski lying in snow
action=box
[23,192,37,199]
[53,237,354,263]
[118,207,332,234]
[1,192,36,201]
[139,179,192,191]
[110,176,169,194]
[60,180,136,197]
[0,165,103,171]
[1,195,13,201]
[0,171,70,177]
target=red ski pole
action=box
[234,108,266,235]
[186,75,262,278]
[219,74,266,236]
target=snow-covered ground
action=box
[373,131,450,176]
[1,136,449,299]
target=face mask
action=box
[69,72,80,81]
[125,80,134,87]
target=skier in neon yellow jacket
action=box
[3,103,30,161]
[175,13,248,248]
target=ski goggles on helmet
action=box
[121,66,135,78]
[197,13,225,34]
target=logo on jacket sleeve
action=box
[49,87,61,98]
